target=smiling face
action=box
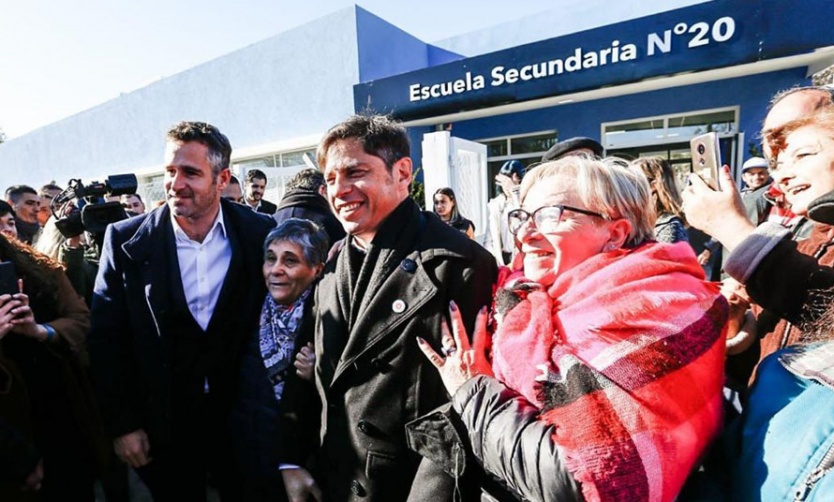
[246,177,265,204]
[742,167,770,190]
[164,140,228,224]
[518,175,617,288]
[263,240,322,305]
[774,125,834,216]
[323,138,411,246]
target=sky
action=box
[0,0,554,140]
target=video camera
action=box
[53,174,138,238]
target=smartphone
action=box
[0,262,18,297]
[690,132,721,188]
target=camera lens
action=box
[697,144,706,155]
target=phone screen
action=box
[0,262,18,296]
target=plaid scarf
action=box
[492,242,727,502]
[258,288,310,401]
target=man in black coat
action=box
[245,168,278,214]
[279,115,497,501]
[88,121,275,501]
[273,168,346,244]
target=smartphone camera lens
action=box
[697,144,706,155]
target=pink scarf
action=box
[492,242,727,502]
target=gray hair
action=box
[519,155,656,248]
[263,218,329,267]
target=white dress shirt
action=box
[170,207,232,331]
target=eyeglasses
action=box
[507,204,607,235]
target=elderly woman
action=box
[232,218,328,501]
[680,108,834,500]
[411,156,727,502]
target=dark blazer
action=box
[291,200,497,501]
[88,200,275,446]
[232,295,319,501]
[256,199,278,215]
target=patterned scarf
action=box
[492,241,727,502]
[259,288,310,401]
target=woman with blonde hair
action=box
[630,156,689,243]
[411,156,726,502]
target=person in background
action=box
[4,186,39,245]
[411,156,726,502]
[38,183,62,227]
[245,169,278,215]
[273,168,346,245]
[0,232,104,501]
[232,218,326,501]
[630,156,689,243]
[0,201,17,241]
[540,136,603,163]
[433,187,474,238]
[121,194,146,215]
[485,160,525,265]
[222,175,244,204]
[739,157,773,226]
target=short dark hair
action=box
[39,183,62,195]
[228,175,241,186]
[264,218,329,268]
[122,193,143,203]
[286,169,325,192]
[317,114,410,172]
[5,185,37,205]
[165,121,232,176]
[0,200,15,218]
[246,169,267,185]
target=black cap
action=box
[542,137,603,162]
[499,160,525,178]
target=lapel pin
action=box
[392,299,407,313]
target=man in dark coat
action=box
[273,168,346,244]
[245,169,278,214]
[88,121,275,501]
[279,115,497,501]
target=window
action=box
[477,131,557,195]
[602,107,737,149]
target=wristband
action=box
[41,324,56,343]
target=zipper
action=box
[794,441,834,501]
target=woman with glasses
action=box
[409,156,727,502]
[432,187,475,239]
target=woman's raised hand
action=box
[417,302,493,396]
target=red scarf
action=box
[492,242,727,502]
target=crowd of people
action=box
[2,84,834,502]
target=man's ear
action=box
[217,168,231,192]
[393,157,413,186]
[606,218,633,249]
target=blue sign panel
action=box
[354,0,834,120]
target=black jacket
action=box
[407,376,583,502]
[256,199,278,215]
[88,200,275,445]
[274,189,346,245]
[283,199,497,501]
